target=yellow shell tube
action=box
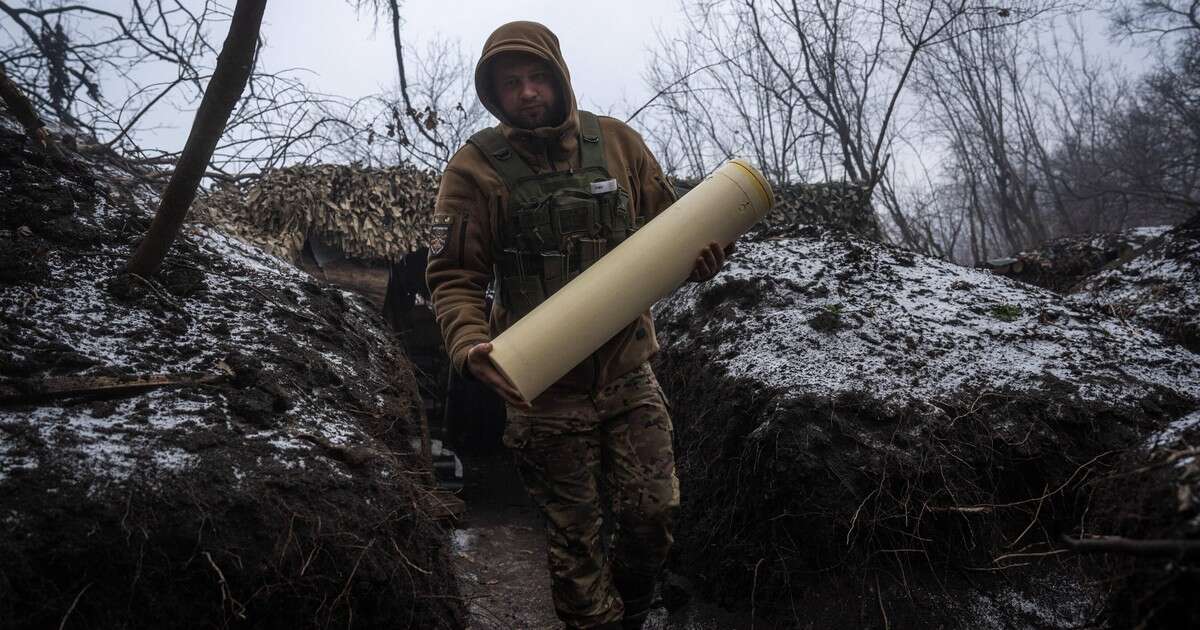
[488,159,775,402]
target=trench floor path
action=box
[451,451,749,629]
[451,451,560,629]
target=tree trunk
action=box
[0,62,46,140]
[125,0,267,277]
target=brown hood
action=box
[474,21,579,165]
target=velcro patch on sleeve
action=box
[429,216,457,257]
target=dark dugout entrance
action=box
[377,244,507,456]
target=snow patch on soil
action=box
[1129,225,1172,240]
[1148,409,1200,449]
[659,235,1200,416]
[0,116,464,629]
[1,182,401,491]
[964,574,1098,630]
[198,226,309,281]
[452,529,475,553]
[980,225,1170,294]
[654,226,1199,627]
[1073,215,1200,351]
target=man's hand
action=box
[689,241,735,283]
[466,342,532,410]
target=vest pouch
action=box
[614,188,633,234]
[578,238,607,272]
[604,187,633,247]
[511,200,553,250]
[551,190,598,240]
[500,274,545,320]
[541,251,568,296]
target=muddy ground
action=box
[654,225,1200,628]
[451,451,559,629]
[0,115,464,629]
[451,450,752,629]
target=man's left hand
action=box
[689,241,735,283]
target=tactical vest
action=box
[469,111,640,319]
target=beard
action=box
[511,101,563,129]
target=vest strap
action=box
[468,112,619,321]
[467,127,536,187]
[468,112,608,190]
[578,110,606,171]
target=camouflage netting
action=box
[194,163,438,263]
[750,180,881,241]
[978,226,1169,293]
[198,168,879,270]
[674,178,882,242]
[653,225,1200,627]
[1073,212,1200,353]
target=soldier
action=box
[426,21,730,630]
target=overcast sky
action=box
[132,0,686,152]
[17,0,1157,180]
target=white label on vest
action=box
[590,179,618,195]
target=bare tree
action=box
[0,1,378,182]
[331,38,486,170]
[1065,34,1200,221]
[908,4,1198,263]
[0,1,218,142]
[347,0,486,170]
[747,0,1067,250]
[642,0,1060,254]
[1110,0,1200,39]
[916,15,1063,259]
[126,0,266,277]
[642,5,817,185]
[1092,1,1200,219]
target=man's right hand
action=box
[466,342,532,410]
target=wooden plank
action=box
[1062,535,1200,559]
[0,372,228,403]
[419,490,466,522]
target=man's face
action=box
[489,53,561,129]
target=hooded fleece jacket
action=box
[426,21,678,394]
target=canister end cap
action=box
[727,159,775,213]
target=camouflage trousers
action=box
[504,362,680,629]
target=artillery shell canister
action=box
[488,159,775,402]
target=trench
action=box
[448,450,750,629]
[381,280,747,628]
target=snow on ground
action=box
[1073,215,1200,350]
[1148,409,1200,450]
[1128,225,1172,240]
[198,226,310,281]
[1,183,405,492]
[654,227,1200,628]
[658,232,1200,417]
[982,225,1171,293]
[0,117,465,628]
[962,571,1099,630]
